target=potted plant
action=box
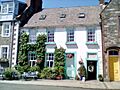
[98,74,104,82]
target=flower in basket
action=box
[67,54,73,58]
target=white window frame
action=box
[1,2,13,14]
[46,53,54,67]
[47,30,54,42]
[29,30,36,44]
[28,51,37,67]
[1,22,11,37]
[0,45,9,59]
[87,28,96,42]
[67,30,74,42]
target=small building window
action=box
[87,28,95,42]
[1,45,9,59]
[39,15,47,20]
[78,13,85,18]
[29,30,36,43]
[46,53,54,67]
[67,30,74,42]
[28,51,37,67]
[60,14,66,18]
[47,30,54,42]
[109,50,118,55]
[2,22,11,37]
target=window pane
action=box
[87,29,95,42]
[2,47,8,58]
[3,24,10,37]
[46,53,54,67]
[48,31,54,42]
[67,30,74,42]
[2,4,7,13]
[29,30,36,43]
[8,2,13,13]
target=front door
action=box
[109,56,120,81]
[66,53,75,79]
[87,61,97,80]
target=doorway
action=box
[108,50,120,81]
[66,53,75,79]
[87,61,97,80]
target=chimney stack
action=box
[99,0,104,5]
[26,0,30,7]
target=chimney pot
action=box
[99,0,104,4]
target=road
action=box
[0,83,99,90]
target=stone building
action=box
[0,0,26,68]
[19,6,103,80]
[100,0,120,81]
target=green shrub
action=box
[15,65,30,74]
[29,66,40,72]
[3,68,20,80]
[40,67,56,79]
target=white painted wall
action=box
[20,25,103,79]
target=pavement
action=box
[0,79,120,89]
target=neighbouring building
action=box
[100,0,120,81]
[0,0,26,68]
[19,6,103,80]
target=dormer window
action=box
[39,15,47,20]
[78,13,85,18]
[60,14,66,18]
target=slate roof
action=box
[23,6,101,28]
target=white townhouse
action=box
[0,0,26,68]
[19,6,103,80]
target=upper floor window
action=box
[87,28,95,42]
[67,30,74,42]
[2,22,11,37]
[1,2,13,14]
[1,45,9,59]
[47,30,54,42]
[29,30,36,43]
[46,53,54,67]
[28,51,37,67]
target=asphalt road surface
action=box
[0,83,101,90]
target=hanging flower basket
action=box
[66,54,73,58]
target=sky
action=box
[20,0,110,8]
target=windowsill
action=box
[45,42,56,45]
[86,42,98,45]
[1,35,10,38]
[86,58,98,61]
[27,42,36,44]
[66,42,77,45]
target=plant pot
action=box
[56,76,63,80]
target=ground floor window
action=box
[1,45,9,59]
[46,53,54,67]
[28,51,36,67]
